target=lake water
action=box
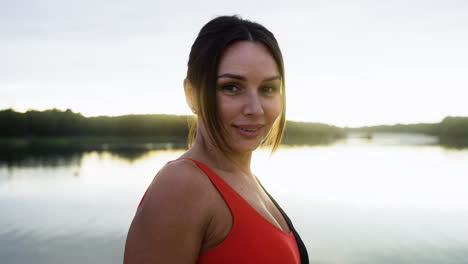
[1,133,468,263]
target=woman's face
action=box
[216,41,282,153]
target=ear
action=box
[184,79,198,114]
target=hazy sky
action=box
[2,0,467,127]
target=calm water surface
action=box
[1,134,468,263]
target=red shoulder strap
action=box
[176,158,245,214]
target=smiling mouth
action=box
[232,125,264,134]
[239,127,258,132]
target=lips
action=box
[232,124,265,137]
[233,124,264,130]
[239,127,258,132]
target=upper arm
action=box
[124,160,211,264]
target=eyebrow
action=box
[217,73,281,82]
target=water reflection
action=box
[1,133,466,169]
[438,137,468,150]
[1,134,468,264]
[0,147,83,168]
[348,132,468,150]
[0,142,187,168]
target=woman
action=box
[124,15,308,263]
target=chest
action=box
[198,180,300,264]
[200,177,292,253]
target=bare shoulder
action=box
[124,159,213,264]
[147,159,209,201]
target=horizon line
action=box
[1,107,458,129]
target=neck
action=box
[185,130,254,178]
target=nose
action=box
[243,90,264,116]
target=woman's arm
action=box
[123,160,211,264]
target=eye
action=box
[220,84,241,95]
[261,86,278,95]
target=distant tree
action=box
[0,109,27,136]
[439,116,468,138]
[0,109,190,139]
[283,121,345,145]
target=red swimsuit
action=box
[138,158,308,263]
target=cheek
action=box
[265,97,282,121]
[217,95,238,121]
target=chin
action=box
[229,141,262,153]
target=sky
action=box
[2,0,467,127]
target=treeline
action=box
[283,121,345,145]
[0,109,344,144]
[439,116,468,138]
[0,108,188,140]
[352,116,468,139]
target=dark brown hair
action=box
[186,15,286,153]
